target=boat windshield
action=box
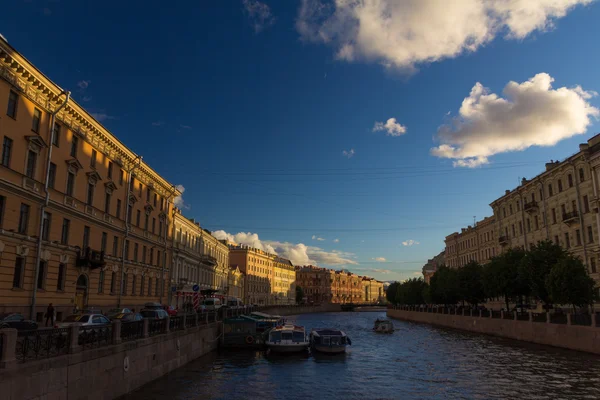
[292,332,304,342]
[282,332,293,341]
[331,336,340,345]
[270,331,281,341]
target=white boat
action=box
[373,318,394,333]
[310,328,351,354]
[265,323,309,353]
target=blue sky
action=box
[3,0,600,281]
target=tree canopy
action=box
[458,261,485,306]
[546,255,596,310]
[483,247,528,310]
[295,286,304,304]
[430,266,460,306]
[520,240,566,308]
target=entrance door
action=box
[75,275,88,311]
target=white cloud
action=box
[296,0,592,71]
[212,230,277,253]
[373,118,407,137]
[372,257,386,262]
[333,238,340,243]
[90,113,116,122]
[431,73,599,167]
[243,0,276,33]
[173,184,189,209]
[152,121,164,127]
[82,96,92,102]
[342,148,355,158]
[354,267,393,274]
[402,240,420,247]
[77,80,90,90]
[312,235,326,241]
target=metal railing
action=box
[571,313,592,326]
[550,314,568,324]
[184,314,196,329]
[121,321,144,342]
[79,325,112,349]
[169,316,184,331]
[148,319,165,336]
[16,328,70,363]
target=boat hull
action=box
[311,344,346,354]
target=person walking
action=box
[45,303,55,327]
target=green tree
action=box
[295,286,304,304]
[483,248,528,310]
[520,240,566,309]
[546,255,596,311]
[399,278,428,305]
[458,261,485,307]
[386,282,400,304]
[429,266,460,306]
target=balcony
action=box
[562,211,579,225]
[76,248,106,270]
[200,254,217,267]
[523,201,538,214]
[498,235,509,246]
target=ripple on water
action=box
[124,312,600,400]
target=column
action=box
[112,320,122,345]
[0,328,17,369]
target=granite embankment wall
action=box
[260,303,342,316]
[388,308,600,355]
[0,322,220,400]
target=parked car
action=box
[106,308,132,318]
[109,312,143,322]
[140,309,169,320]
[0,313,38,331]
[202,298,222,311]
[55,314,111,328]
[224,298,245,309]
[162,305,177,316]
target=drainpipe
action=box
[571,161,588,268]
[163,185,176,305]
[538,178,550,240]
[30,91,71,320]
[519,188,529,251]
[117,156,142,308]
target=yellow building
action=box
[295,265,334,303]
[272,256,296,305]
[227,265,244,301]
[0,37,181,321]
[445,216,497,268]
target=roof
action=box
[311,329,344,336]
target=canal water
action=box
[125,311,600,399]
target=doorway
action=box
[75,274,88,312]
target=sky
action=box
[2,0,600,282]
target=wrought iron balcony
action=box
[76,247,106,270]
[498,235,509,245]
[524,201,538,214]
[199,254,217,267]
[562,211,579,225]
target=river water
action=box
[125,311,600,400]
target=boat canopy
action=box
[311,329,344,337]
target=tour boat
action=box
[265,323,309,353]
[309,328,351,354]
[373,318,394,333]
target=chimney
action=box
[545,160,557,172]
[521,177,527,185]
[580,143,589,152]
[505,189,510,195]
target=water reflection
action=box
[125,312,600,400]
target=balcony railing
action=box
[562,211,579,224]
[200,254,217,267]
[76,247,106,270]
[498,235,509,245]
[524,201,538,213]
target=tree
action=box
[295,286,304,304]
[398,278,428,305]
[429,266,460,306]
[386,282,400,304]
[521,240,567,309]
[483,248,527,311]
[546,255,597,311]
[458,261,485,307]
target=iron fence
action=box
[491,310,502,319]
[121,321,144,342]
[550,313,568,324]
[516,312,530,321]
[148,319,165,336]
[532,313,547,323]
[571,314,592,326]
[79,325,112,349]
[185,314,196,329]
[169,316,184,331]
[16,328,70,363]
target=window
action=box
[142,246,147,263]
[134,243,139,262]
[152,218,156,234]
[0,195,4,228]
[526,218,531,233]
[104,192,111,213]
[588,226,594,244]
[144,214,149,231]
[568,174,573,188]
[146,188,151,202]
[516,201,520,211]
[52,123,60,147]
[160,197,164,211]
[148,278,152,296]
[558,179,563,192]
[112,236,119,257]
[18,203,30,234]
[91,149,97,168]
[1,136,12,167]
[138,182,142,197]
[101,232,107,253]
[519,221,523,235]
[127,205,133,224]
[157,251,161,267]
[552,208,556,224]
[108,161,113,180]
[579,168,585,182]
[61,218,70,245]
[83,226,90,249]
[57,263,66,291]
[149,248,154,265]
[110,272,116,293]
[98,270,105,293]
[136,210,141,227]
[509,204,513,215]
[156,279,160,296]
[25,150,37,178]
[548,184,553,197]
[561,204,566,217]
[584,195,590,213]
[42,212,51,241]
[48,162,56,189]
[120,169,124,185]
[32,108,41,133]
[116,199,122,219]
[502,207,506,218]
[591,258,597,274]
[70,135,79,158]
[154,193,157,207]
[122,273,128,295]
[86,182,95,206]
[572,200,577,213]
[66,172,75,197]
[534,215,539,230]
[140,277,145,295]
[576,229,582,246]
[129,175,135,191]
[37,261,46,289]
[132,275,137,295]
[12,257,25,288]
[565,232,570,249]
[7,90,18,118]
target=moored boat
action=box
[373,318,394,333]
[310,328,351,354]
[265,323,309,353]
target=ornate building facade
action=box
[0,37,180,320]
[227,265,244,300]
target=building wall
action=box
[229,246,273,305]
[296,265,334,303]
[444,216,498,270]
[0,40,179,320]
[227,267,244,300]
[273,257,295,304]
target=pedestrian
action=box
[45,303,55,327]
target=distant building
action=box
[422,251,445,284]
[444,216,496,269]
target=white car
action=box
[56,314,111,328]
